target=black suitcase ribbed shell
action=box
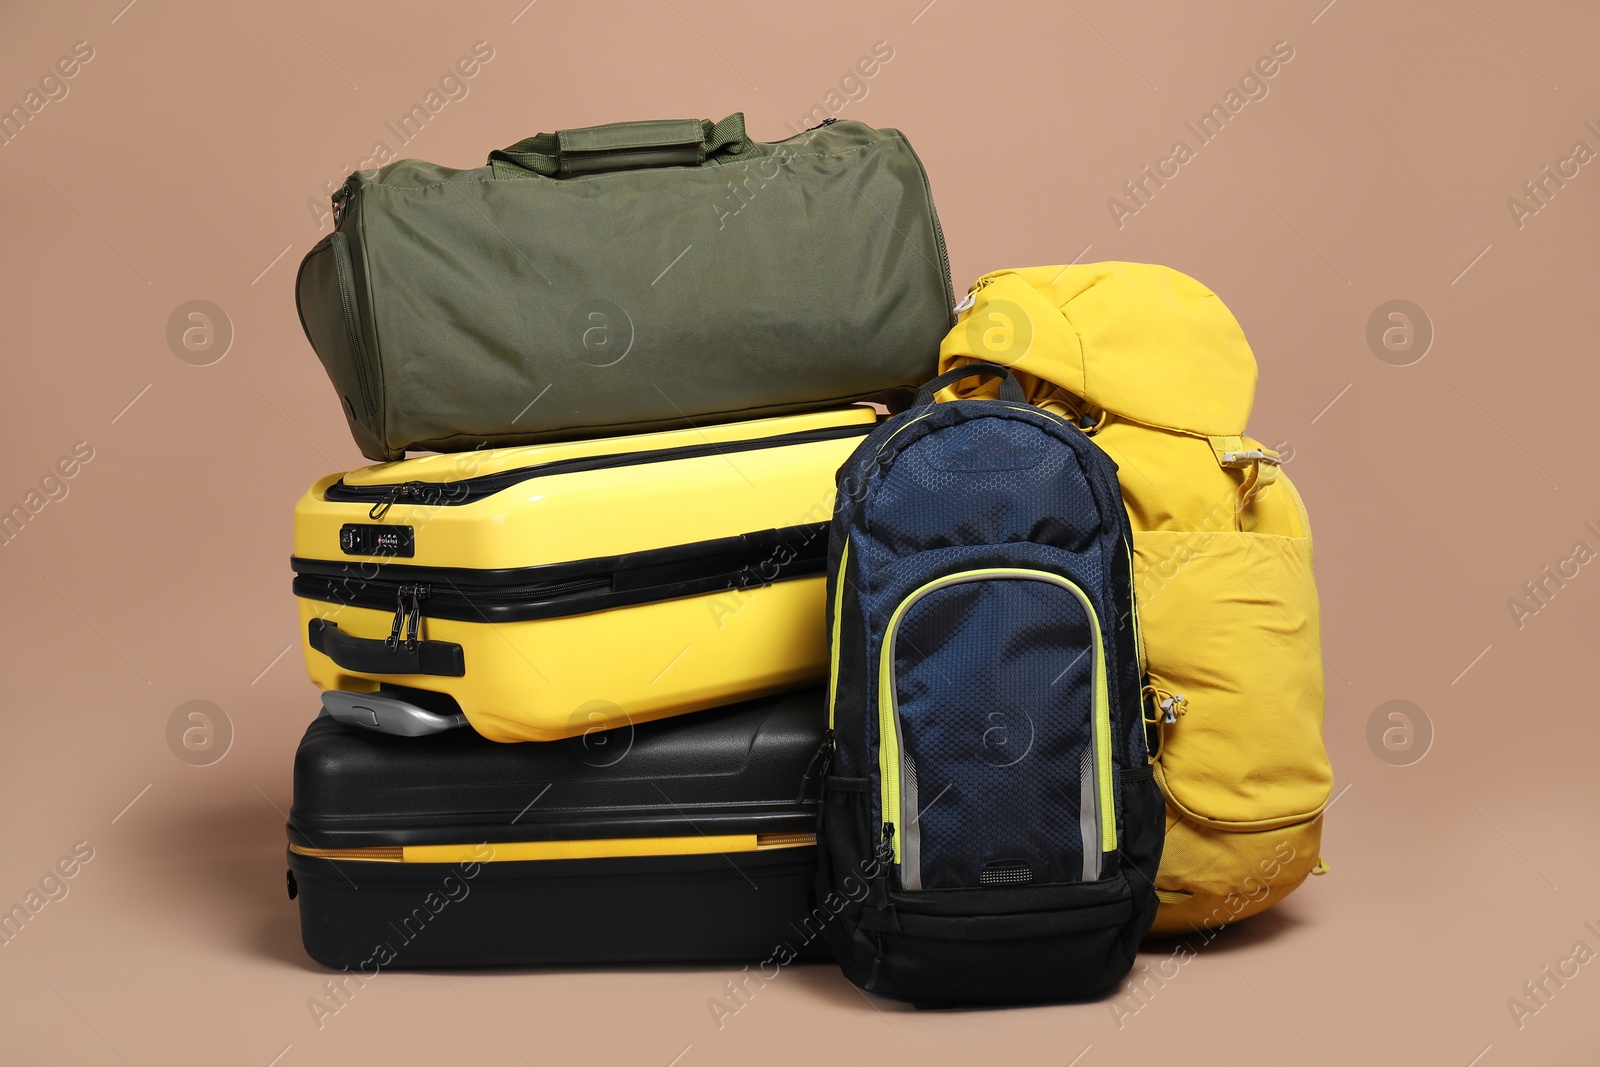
[286,687,828,969]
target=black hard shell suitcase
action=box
[286,688,830,969]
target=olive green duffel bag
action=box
[295,114,954,461]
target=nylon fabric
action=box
[893,577,1097,889]
[935,263,1256,435]
[938,262,1331,938]
[816,368,1161,1006]
[856,416,1104,568]
[297,117,952,461]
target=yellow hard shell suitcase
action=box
[292,407,877,742]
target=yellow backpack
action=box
[937,262,1332,937]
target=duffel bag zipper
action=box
[898,137,955,315]
[772,116,836,146]
[330,174,358,227]
[335,422,875,515]
[329,223,377,423]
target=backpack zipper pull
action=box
[867,931,887,991]
[1142,685,1186,761]
[865,823,896,908]
[953,273,999,315]
[1143,685,1187,725]
[795,729,834,804]
[863,823,898,991]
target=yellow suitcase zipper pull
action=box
[384,585,408,650]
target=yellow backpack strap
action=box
[1209,435,1281,501]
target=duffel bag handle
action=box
[913,361,1027,406]
[559,119,706,175]
[490,114,751,178]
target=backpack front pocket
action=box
[878,567,1115,891]
[1132,528,1329,828]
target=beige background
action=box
[2,0,1597,1063]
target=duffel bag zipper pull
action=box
[331,175,358,227]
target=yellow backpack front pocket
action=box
[1134,525,1331,934]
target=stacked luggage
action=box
[281,114,1331,1007]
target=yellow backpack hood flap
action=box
[936,262,1258,437]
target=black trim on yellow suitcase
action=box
[293,524,828,624]
[324,422,872,515]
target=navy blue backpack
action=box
[814,362,1162,1006]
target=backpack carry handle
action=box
[913,361,1027,406]
[490,115,751,178]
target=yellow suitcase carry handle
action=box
[308,618,465,677]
